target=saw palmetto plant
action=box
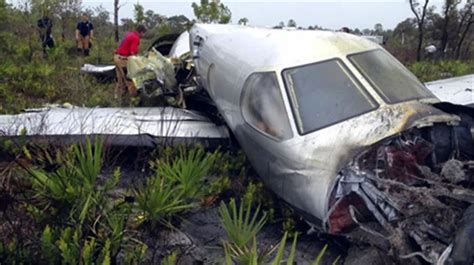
[155,145,220,200]
[219,198,268,249]
[219,198,337,264]
[133,175,194,223]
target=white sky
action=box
[12,0,448,30]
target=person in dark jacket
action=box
[37,15,54,56]
[75,14,94,56]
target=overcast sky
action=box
[79,0,449,30]
[23,0,447,30]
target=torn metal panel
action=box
[425,74,474,107]
[80,64,116,82]
[330,124,474,262]
[128,49,178,92]
[0,107,229,147]
[169,31,190,59]
[80,64,115,73]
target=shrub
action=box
[153,145,220,200]
[219,198,267,249]
[0,35,119,114]
[25,138,115,222]
[219,198,337,265]
[10,138,148,264]
[409,60,473,82]
[133,175,193,224]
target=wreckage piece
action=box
[80,64,116,82]
[169,31,190,59]
[128,48,178,93]
[331,130,474,262]
[189,24,474,263]
[0,106,229,147]
[425,74,474,107]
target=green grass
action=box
[409,60,474,82]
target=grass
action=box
[409,60,474,82]
[0,37,121,114]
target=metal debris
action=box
[330,125,474,263]
[425,74,474,107]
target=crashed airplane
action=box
[2,24,474,264]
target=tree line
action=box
[5,0,473,64]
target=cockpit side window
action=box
[283,59,378,135]
[241,72,293,140]
[348,49,435,104]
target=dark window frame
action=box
[239,71,294,142]
[281,58,379,135]
[347,49,436,104]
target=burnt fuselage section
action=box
[190,24,474,263]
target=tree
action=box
[29,0,82,41]
[144,10,165,29]
[287,19,296,27]
[454,0,473,58]
[89,5,111,63]
[114,0,120,42]
[374,23,384,34]
[121,18,135,31]
[167,15,192,32]
[439,0,461,55]
[134,2,145,24]
[0,0,7,27]
[393,18,418,48]
[191,0,231,24]
[362,28,372,35]
[409,0,431,61]
[238,17,248,25]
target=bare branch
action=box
[409,0,421,23]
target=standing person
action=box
[76,14,94,56]
[37,15,54,56]
[114,24,147,99]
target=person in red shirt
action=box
[114,24,147,100]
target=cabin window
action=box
[241,72,293,140]
[348,49,435,104]
[283,59,378,135]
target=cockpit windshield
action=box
[283,59,378,135]
[348,49,435,104]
